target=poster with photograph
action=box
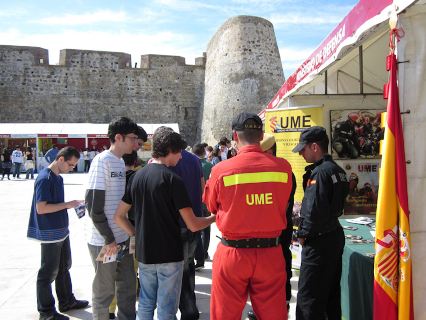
[264,106,323,225]
[337,159,380,215]
[264,106,323,205]
[330,109,384,159]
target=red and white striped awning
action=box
[260,0,417,120]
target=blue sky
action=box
[0,0,357,77]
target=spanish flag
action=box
[373,48,413,318]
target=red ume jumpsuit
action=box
[203,145,293,320]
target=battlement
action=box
[59,49,132,69]
[0,45,49,66]
[140,54,188,69]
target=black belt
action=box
[220,237,280,248]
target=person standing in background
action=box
[45,145,59,164]
[12,145,24,179]
[192,143,214,268]
[25,147,35,179]
[1,148,12,180]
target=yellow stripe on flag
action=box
[223,172,288,187]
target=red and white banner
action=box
[264,0,416,111]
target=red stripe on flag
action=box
[374,281,397,320]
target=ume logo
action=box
[246,193,273,206]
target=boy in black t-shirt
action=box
[114,127,215,319]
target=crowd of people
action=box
[0,146,35,180]
[25,114,349,320]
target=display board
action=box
[264,106,324,208]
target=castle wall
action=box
[0,46,205,145]
[201,16,284,143]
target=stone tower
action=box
[200,16,284,144]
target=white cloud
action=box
[271,12,344,26]
[154,0,230,13]
[0,8,27,18]
[35,10,128,26]
[0,28,203,65]
[279,47,314,76]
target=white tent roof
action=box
[260,0,418,117]
[0,123,179,137]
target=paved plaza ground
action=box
[0,173,297,319]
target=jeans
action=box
[88,242,136,320]
[179,229,199,320]
[26,168,34,179]
[195,227,210,265]
[84,160,91,173]
[37,237,76,317]
[137,260,184,320]
[12,162,21,178]
[195,204,211,265]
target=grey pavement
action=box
[0,173,297,319]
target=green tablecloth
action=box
[340,220,375,320]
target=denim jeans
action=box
[88,242,136,320]
[12,162,21,178]
[137,260,184,320]
[179,229,199,320]
[37,237,76,317]
[26,168,34,179]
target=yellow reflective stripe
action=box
[223,172,288,187]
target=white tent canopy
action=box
[0,123,179,138]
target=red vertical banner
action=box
[373,30,414,320]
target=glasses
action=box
[123,134,139,142]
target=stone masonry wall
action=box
[0,46,205,145]
[201,16,284,144]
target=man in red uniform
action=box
[203,112,293,320]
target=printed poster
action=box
[264,106,324,219]
[337,159,380,215]
[330,109,384,159]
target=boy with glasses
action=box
[85,117,140,320]
[27,146,88,320]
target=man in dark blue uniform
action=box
[293,126,349,320]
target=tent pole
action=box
[325,70,328,95]
[359,45,364,94]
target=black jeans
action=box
[179,229,199,320]
[296,227,345,320]
[194,226,210,265]
[37,237,76,317]
[280,227,293,302]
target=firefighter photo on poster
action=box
[338,159,380,215]
[330,109,384,159]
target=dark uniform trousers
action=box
[296,227,345,320]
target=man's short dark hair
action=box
[56,146,80,161]
[192,143,206,158]
[108,117,139,143]
[219,137,230,146]
[123,151,138,167]
[235,119,263,144]
[152,127,187,158]
[201,142,208,148]
[315,136,329,153]
[137,125,148,142]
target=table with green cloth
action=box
[340,219,375,320]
